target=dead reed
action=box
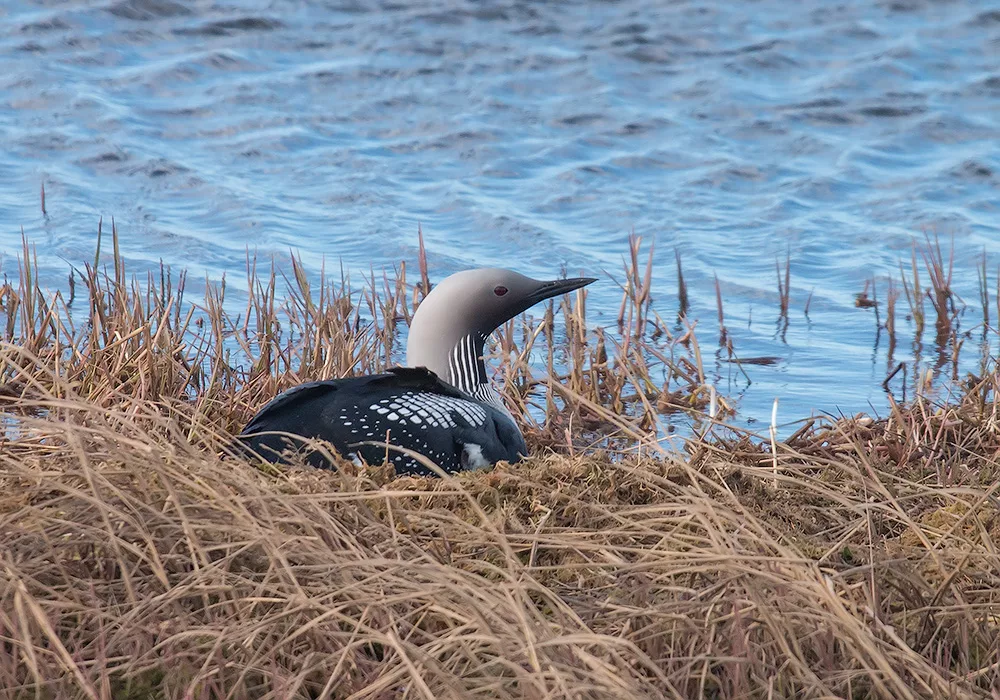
[901,243,926,338]
[775,248,790,321]
[2,355,999,697]
[713,272,727,343]
[977,249,990,333]
[886,278,898,340]
[1,229,999,698]
[1,229,722,454]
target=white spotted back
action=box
[367,392,488,429]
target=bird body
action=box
[238,267,596,475]
[239,367,526,475]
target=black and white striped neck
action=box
[447,333,487,393]
[446,333,509,416]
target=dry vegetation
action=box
[1,227,999,699]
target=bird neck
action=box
[447,333,513,419]
[406,325,512,418]
[447,332,489,396]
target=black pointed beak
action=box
[529,276,598,304]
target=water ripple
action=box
[1,0,999,428]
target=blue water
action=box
[2,0,1000,430]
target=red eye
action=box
[493,285,508,297]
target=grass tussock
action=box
[3,381,1000,698]
[1,231,999,698]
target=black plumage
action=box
[238,367,527,475]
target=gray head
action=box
[406,268,596,396]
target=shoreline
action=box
[1,237,998,696]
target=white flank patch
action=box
[461,443,490,470]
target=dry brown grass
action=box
[1,233,999,698]
[0,227,720,442]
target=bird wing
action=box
[239,367,459,437]
[380,366,470,398]
[239,378,358,436]
[238,366,527,474]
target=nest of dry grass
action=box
[1,232,999,698]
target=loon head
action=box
[405,268,597,393]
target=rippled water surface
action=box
[2,0,1000,430]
